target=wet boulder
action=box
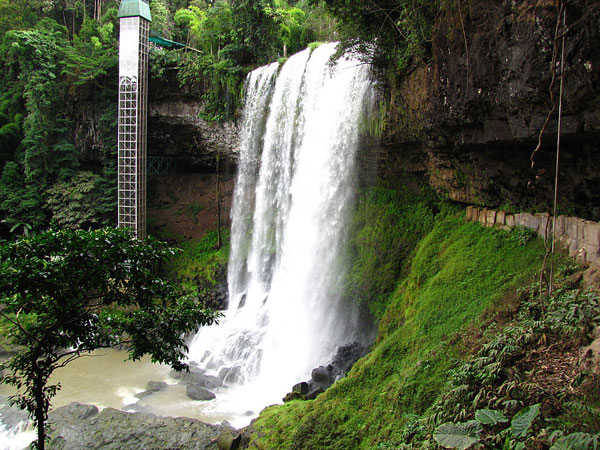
[283,341,369,402]
[136,381,168,399]
[186,384,216,401]
[173,367,223,390]
[217,431,242,450]
[311,365,333,385]
[292,381,309,395]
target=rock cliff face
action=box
[68,77,241,174]
[148,92,240,172]
[377,0,600,220]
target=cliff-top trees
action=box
[0,227,220,449]
[317,0,439,69]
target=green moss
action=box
[253,401,309,450]
[345,183,454,320]
[166,230,230,291]
[251,213,545,450]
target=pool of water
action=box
[0,348,248,449]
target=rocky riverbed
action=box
[47,403,240,450]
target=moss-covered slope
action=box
[249,187,546,450]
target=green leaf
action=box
[550,432,598,450]
[433,421,483,449]
[475,409,508,425]
[511,404,540,439]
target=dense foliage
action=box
[0,227,219,449]
[0,3,119,237]
[316,0,440,72]
[0,0,337,237]
[166,229,231,308]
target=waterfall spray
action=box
[188,43,374,425]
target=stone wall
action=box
[466,206,600,265]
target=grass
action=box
[251,212,546,450]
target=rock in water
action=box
[187,384,217,401]
[173,368,224,390]
[218,366,243,384]
[135,380,168,399]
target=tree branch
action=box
[0,311,39,343]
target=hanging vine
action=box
[530,0,567,299]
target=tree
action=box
[227,0,279,64]
[273,4,306,57]
[0,227,220,450]
[316,0,438,70]
[150,0,172,37]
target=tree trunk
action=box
[33,374,46,450]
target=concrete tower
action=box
[117,0,152,239]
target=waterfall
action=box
[188,42,374,424]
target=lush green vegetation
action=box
[317,0,440,73]
[167,229,230,295]
[250,186,564,449]
[249,182,600,449]
[0,227,219,449]
[150,0,337,121]
[0,3,119,237]
[345,182,454,320]
[0,0,337,237]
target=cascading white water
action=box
[188,42,374,425]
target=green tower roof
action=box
[117,0,152,22]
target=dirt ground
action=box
[147,173,235,242]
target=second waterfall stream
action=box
[187,42,375,426]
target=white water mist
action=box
[188,43,374,425]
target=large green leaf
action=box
[433,421,483,449]
[475,409,508,425]
[550,432,599,450]
[511,404,540,439]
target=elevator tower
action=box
[117,0,151,238]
